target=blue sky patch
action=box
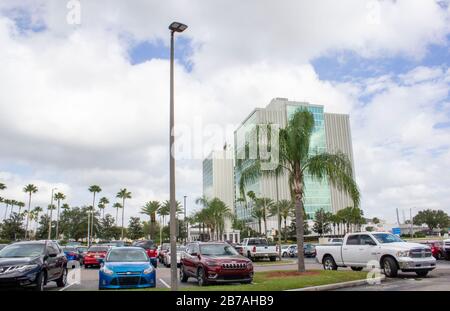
[127,37,194,72]
[2,7,46,34]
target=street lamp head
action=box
[169,22,188,33]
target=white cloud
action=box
[0,1,449,224]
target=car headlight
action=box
[397,250,410,257]
[205,260,219,267]
[246,262,253,269]
[143,266,154,274]
[12,264,39,273]
[100,266,114,276]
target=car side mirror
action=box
[49,253,57,258]
[190,252,198,257]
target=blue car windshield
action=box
[0,244,45,258]
[107,249,148,262]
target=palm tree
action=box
[32,206,43,233]
[88,185,102,245]
[17,201,25,215]
[61,203,70,212]
[251,206,264,235]
[270,199,290,243]
[208,198,233,240]
[160,200,182,225]
[116,188,132,240]
[53,192,66,239]
[47,204,56,238]
[141,201,160,239]
[23,184,38,239]
[9,199,18,216]
[113,202,122,226]
[98,197,109,219]
[255,197,273,237]
[3,199,11,219]
[239,109,360,272]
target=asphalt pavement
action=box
[44,258,450,291]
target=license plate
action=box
[264,254,268,257]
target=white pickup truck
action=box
[241,238,279,261]
[315,232,436,277]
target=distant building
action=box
[233,98,356,234]
[202,148,240,243]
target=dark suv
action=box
[179,242,253,286]
[0,240,68,291]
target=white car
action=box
[163,246,185,267]
[315,232,436,277]
[281,244,296,257]
[241,238,279,261]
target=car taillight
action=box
[252,246,256,253]
[87,252,94,257]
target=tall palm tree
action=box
[88,185,102,245]
[116,188,132,240]
[255,197,273,237]
[23,184,38,239]
[9,199,17,216]
[61,203,70,212]
[239,109,360,272]
[32,206,43,238]
[3,199,11,219]
[251,206,264,235]
[113,202,122,226]
[98,197,109,219]
[141,201,160,239]
[47,203,56,238]
[17,201,25,215]
[54,192,66,239]
[208,198,233,240]
[159,200,182,226]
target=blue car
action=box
[98,247,156,290]
[62,246,80,261]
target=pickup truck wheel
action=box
[415,270,429,277]
[282,252,287,257]
[197,268,208,286]
[323,256,338,270]
[179,265,189,283]
[382,257,398,278]
[351,267,363,271]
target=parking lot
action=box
[45,258,450,291]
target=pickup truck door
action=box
[341,234,361,266]
[357,234,379,265]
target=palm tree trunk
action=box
[56,200,61,239]
[121,198,125,240]
[295,192,306,273]
[115,207,119,226]
[25,193,32,239]
[284,217,288,243]
[91,193,96,244]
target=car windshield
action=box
[200,244,238,256]
[373,233,404,243]
[0,244,45,258]
[107,249,148,262]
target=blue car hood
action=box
[105,262,151,273]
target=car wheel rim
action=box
[324,259,332,270]
[384,261,391,275]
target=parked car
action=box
[84,245,110,268]
[0,244,7,251]
[102,241,125,248]
[98,247,156,289]
[316,232,436,277]
[180,242,253,286]
[163,246,186,267]
[131,240,158,268]
[444,239,450,260]
[0,240,68,291]
[421,241,444,260]
[62,246,80,268]
[241,238,279,261]
[230,243,244,256]
[158,243,170,263]
[304,243,317,258]
[281,245,296,257]
[76,246,88,266]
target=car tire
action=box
[180,265,189,283]
[382,257,398,278]
[56,268,68,287]
[416,270,429,277]
[282,252,287,257]
[197,268,208,287]
[323,255,338,270]
[34,271,45,292]
[351,267,363,271]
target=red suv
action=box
[179,242,253,286]
[84,245,110,268]
[422,241,444,260]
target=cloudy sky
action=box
[0,0,449,224]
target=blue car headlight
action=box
[100,266,114,276]
[143,266,154,275]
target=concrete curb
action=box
[286,275,385,291]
